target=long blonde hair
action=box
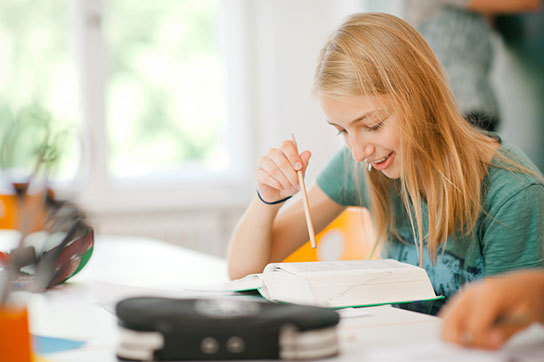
[313,13,540,266]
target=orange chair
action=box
[284,207,380,262]
[0,184,53,231]
[0,193,17,229]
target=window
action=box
[0,0,250,210]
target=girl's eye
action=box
[366,121,384,131]
[336,129,347,136]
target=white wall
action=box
[246,0,362,183]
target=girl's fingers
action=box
[300,150,312,172]
[281,140,304,171]
[255,168,282,190]
[268,148,299,190]
[259,155,296,192]
[255,140,311,200]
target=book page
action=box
[222,273,262,292]
[263,259,438,308]
[266,259,415,276]
[262,267,316,304]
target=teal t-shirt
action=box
[317,141,544,315]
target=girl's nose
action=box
[351,139,375,163]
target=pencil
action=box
[291,134,316,248]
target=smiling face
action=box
[320,94,401,179]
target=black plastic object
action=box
[115,297,340,361]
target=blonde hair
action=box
[313,13,541,266]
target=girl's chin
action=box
[380,168,400,179]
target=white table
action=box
[25,235,544,362]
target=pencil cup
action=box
[0,306,32,362]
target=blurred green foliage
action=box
[0,1,80,181]
[1,105,53,171]
[0,104,76,182]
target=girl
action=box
[226,13,544,315]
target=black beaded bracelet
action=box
[256,190,292,205]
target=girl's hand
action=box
[255,140,311,204]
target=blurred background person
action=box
[403,0,542,132]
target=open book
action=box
[224,259,441,308]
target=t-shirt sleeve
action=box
[481,184,544,276]
[316,147,369,207]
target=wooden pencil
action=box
[291,134,317,248]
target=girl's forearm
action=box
[226,194,283,279]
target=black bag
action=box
[115,296,340,361]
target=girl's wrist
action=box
[256,190,292,205]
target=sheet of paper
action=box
[337,307,371,319]
[271,259,410,274]
[89,280,238,314]
[364,324,544,362]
